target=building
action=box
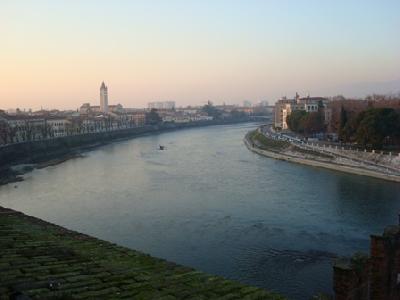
[100,82,109,113]
[108,104,124,114]
[148,101,175,110]
[124,109,147,126]
[80,81,124,116]
[274,97,294,129]
[129,111,146,126]
[0,113,46,143]
[274,93,327,129]
[257,100,269,107]
[243,100,252,108]
[80,103,124,115]
[80,103,95,114]
[46,117,71,137]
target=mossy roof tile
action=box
[0,207,285,299]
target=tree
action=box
[286,110,307,133]
[201,103,222,119]
[145,109,162,125]
[303,112,325,135]
[341,116,359,143]
[0,121,10,145]
[40,121,53,139]
[355,108,400,149]
[332,95,346,101]
[338,105,348,141]
[287,110,326,136]
[230,109,246,119]
[24,121,35,141]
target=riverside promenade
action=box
[0,206,284,300]
[244,127,400,183]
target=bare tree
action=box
[24,121,35,141]
[0,121,9,145]
[40,120,53,139]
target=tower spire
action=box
[100,81,109,113]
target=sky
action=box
[1,0,400,110]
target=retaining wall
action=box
[0,119,253,167]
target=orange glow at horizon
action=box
[1,1,399,110]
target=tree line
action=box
[286,110,325,136]
[339,107,400,149]
[286,106,400,149]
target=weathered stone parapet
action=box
[369,235,386,300]
[333,254,369,300]
[370,226,400,300]
[0,206,285,300]
[333,224,400,300]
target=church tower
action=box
[100,82,109,113]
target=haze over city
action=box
[2,0,399,110]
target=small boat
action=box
[159,145,166,150]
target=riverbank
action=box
[0,118,258,186]
[0,205,284,299]
[244,130,400,183]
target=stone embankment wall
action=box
[264,124,400,172]
[244,131,400,183]
[333,224,400,300]
[303,143,400,172]
[0,119,252,167]
[0,125,157,167]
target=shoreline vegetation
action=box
[244,128,400,183]
[0,118,258,186]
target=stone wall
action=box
[0,205,285,299]
[0,125,158,166]
[333,223,400,300]
[0,118,253,167]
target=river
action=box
[1,123,399,299]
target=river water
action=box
[1,123,399,299]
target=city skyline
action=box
[2,0,400,110]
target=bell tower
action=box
[100,82,109,113]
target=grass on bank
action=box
[249,130,334,159]
[292,146,334,159]
[249,131,290,151]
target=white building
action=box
[148,101,175,110]
[274,93,326,129]
[46,117,71,137]
[100,82,109,113]
[304,103,318,112]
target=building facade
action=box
[274,93,327,129]
[274,97,294,129]
[148,101,175,110]
[46,118,71,137]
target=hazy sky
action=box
[1,0,400,110]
